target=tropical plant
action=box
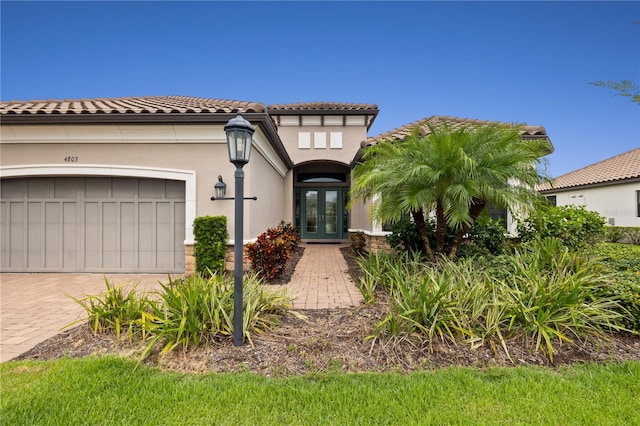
[139,273,292,359]
[366,238,626,361]
[245,222,300,280]
[68,278,154,340]
[350,122,549,261]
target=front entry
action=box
[294,161,350,242]
[301,188,343,240]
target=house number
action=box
[64,156,78,163]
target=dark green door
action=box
[301,188,342,240]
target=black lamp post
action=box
[224,113,255,347]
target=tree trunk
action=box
[435,202,447,255]
[412,209,436,263]
[448,200,487,259]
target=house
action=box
[0,96,550,274]
[538,147,640,227]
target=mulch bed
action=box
[13,246,640,375]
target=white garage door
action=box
[1,177,185,273]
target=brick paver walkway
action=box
[0,243,362,362]
[273,243,364,309]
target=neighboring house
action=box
[538,147,640,227]
[0,96,549,274]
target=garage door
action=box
[1,177,185,273]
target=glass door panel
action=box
[305,190,318,234]
[324,190,338,234]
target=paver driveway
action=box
[0,243,362,362]
[0,273,169,362]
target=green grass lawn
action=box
[2,358,639,425]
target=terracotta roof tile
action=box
[267,101,378,113]
[538,147,640,191]
[362,115,549,147]
[0,95,266,115]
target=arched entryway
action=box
[293,161,350,242]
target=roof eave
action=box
[538,175,640,193]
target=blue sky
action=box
[2,1,638,177]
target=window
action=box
[637,191,640,217]
[546,195,557,206]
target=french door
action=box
[301,188,342,240]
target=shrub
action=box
[349,231,368,256]
[193,216,228,276]
[246,222,300,280]
[517,205,605,250]
[386,215,457,255]
[623,227,640,245]
[605,227,625,243]
[461,216,507,256]
[586,243,640,331]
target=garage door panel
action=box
[28,178,54,198]
[27,202,43,267]
[63,202,78,268]
[1,177,185,273]
[102,202,118,269]
[139,179,165,198]
[166,180,184,199]
[55,177,83,198]
[45,202,60,268]
[84,202,100,269]
[85,178,110,198]
[120,202,136,269]
[112,178,137,198]
[1,179,26,198]
[7,202,25,268]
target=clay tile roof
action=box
[538,147,640,192]
[362,115,549,148]
[0,95,266,115]
[267,101,379,114]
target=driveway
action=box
[0,244,363,362]
[0,273,169,362]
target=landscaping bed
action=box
[13,247,640,375]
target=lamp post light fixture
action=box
[224,113,255,347]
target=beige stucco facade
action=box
[0,100,381,274]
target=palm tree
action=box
[350,122,550,261]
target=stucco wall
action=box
[0,123,290,243]
[276,124,368,166]
[247,146,287,237]
[548,181,640,227]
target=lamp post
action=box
[224,113,255,347]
